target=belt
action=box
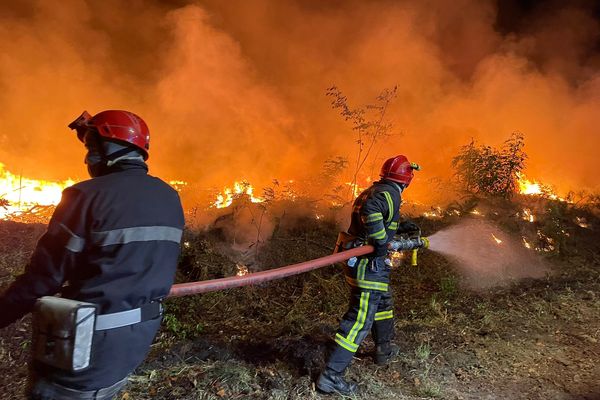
[95,302,163,331]
[30,377,129,400]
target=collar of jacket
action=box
[101,160,148,176]
[377,179,404,194]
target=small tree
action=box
[326,86,397,200]
[452,132,527,198]
[320,156,349,207]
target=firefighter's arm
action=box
[360,191,393,256]
[0,188,86,329]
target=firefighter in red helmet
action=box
[0,110,184,400]
[69,110,151,178]
[317,155,420,395]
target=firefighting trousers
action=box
[325,287,394,373]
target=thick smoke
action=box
[0,0,598,207]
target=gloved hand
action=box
[397,220,420,234]
[373,243,389,257]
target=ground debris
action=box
[1,204,599,399]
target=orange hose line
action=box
[168,245,374,298]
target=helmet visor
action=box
[68,111,93,141]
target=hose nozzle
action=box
[388,236,429,251]
[388,236,429,267]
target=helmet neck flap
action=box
[84,130,145,178]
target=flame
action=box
[0,163,75,221]
[516,173,567,202]
[491,233,502,244]
[517,173,543,195]
[1,163,189,222]
[345,181,368,199]
[213,181,264,208]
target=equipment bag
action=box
[32,296,97,372]
[334,231,361,253]
[334,231,365,268]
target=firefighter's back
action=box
[46,165,184,390]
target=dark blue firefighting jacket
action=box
[0,161,184,390]
[345,179,403,292]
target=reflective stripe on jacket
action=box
[345,180,402,291]
[0,161,184,389]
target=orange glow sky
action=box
[0,0,598,205]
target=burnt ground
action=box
[0,197,599,400]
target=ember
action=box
[423,206,443,218]
[236,263,249,276]
[521,208,535,223]
[169,180,188,192]
[536,230,556,252]
[491,233,503,244]
[575,217,591,229]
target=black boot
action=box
[374,342,399,365]
[316,368,358,395]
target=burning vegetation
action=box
[213,181,264,209]
[0,163,75,223]
[1,174,599,398]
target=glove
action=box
[373,244,389,257]
[397,220,420,234]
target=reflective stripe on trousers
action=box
[29,377,128,400]
[326,287,395,373]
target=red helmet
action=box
[380,155,420,185]
[68,110,150,159]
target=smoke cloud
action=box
[0,0,598,208]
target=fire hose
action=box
[168,245,373,297]
[168,236,429,298]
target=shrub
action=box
[452,132,526,198]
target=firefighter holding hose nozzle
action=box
[317,155,421,395]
